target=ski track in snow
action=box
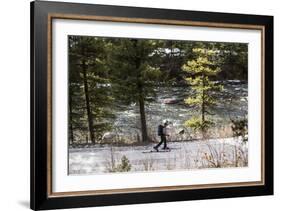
[69,138,248,175]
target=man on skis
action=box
[153,121,170,151]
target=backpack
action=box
[157,125,164,136]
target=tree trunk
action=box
[201,75,206,139]
[132,39,149,143]
[138,93,149,142]
[82,54,95,144]
[202,91,205,122]
[69,93,74,145]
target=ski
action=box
[142,149,171,153]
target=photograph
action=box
[68,36,249,175]
[30,1,273,209]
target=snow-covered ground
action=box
[69,138,248,175]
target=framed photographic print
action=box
[30,1,273,210]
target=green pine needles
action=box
[182,48,223,137]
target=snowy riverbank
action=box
[69,137,248,175]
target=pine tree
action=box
[69,36,89,144]
[108,38,161,142]
[68,63,86,144]
[182,48,223,137]
[69,36,115,144]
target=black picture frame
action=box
[30,1,273,210]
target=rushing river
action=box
[105,80,248,143]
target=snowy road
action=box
[69,138,248,175]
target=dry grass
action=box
[140,156,155,171]
[200,140,248,168]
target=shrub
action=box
[115,155,132,172]
[230,117,248,142]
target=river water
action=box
[108,80,247,143]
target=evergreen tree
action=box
[182,48,223,137]
[155,40,202,83]
[69,61,87,144]
[108,38,161,142]
[218,43,248,80]
[69,36,115,144]
[69,36,89,144]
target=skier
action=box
[153,121,170,151]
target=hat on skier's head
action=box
[163,120,170,125]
